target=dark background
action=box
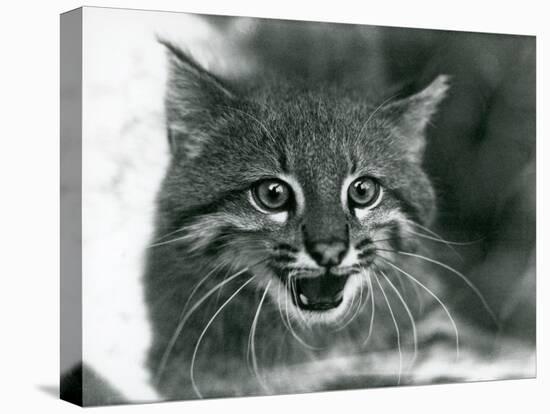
[204,17,536,343]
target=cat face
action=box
[157,41,448,326]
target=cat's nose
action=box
[307,241,347,267]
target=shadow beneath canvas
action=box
[37,384,59,399]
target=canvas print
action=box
[60,7,536,406]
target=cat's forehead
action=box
[255,89,387,181]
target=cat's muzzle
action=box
[292,272,349,311]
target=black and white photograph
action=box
[59,6,536,406]
[1,1,546,413]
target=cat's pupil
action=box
[268,184,282,199]
[355,182,368,196]
[263,184,284,206]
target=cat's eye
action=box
[348,176,382,209]
[251,179,292,213]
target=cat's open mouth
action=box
[290,273,349,311]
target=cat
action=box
[61,17,536,406]
[143,33,481,399]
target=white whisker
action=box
[334,275,364,331]
[147,232,195,248]
[362,270,376,346]
[405,228,463,261]
[394,250,498,325]
[156,266,251,382]
[191,275,257,398]
[277,284,293,333]
[289,273,310,328]
[283,281,321,350]
[373,272,402,385]
[379,269,418,367]
[393,266,424,315]
[182,261,226,316]
[406,220,484,246]
[380,257,460,360]
[151,226,188,243]
[248,281,272,394]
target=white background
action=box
[0,0,547,412]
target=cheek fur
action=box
[180,212,265,252]
[351,208,414,252]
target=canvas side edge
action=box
[60,7,83,407]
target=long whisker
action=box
[335,275,364,331]
[373,272,402,385]
[277,284,293,334]
[379,257,460,360]
[214,257,255,306]
[381,249,498,326]
[369,236,404,245]
[181,261,226,317]
[406,220,485,246]
[150,226,188,244]
[391,263,424,315]
[147,232,197,248]
[358,237,425,315]
[379,269,418,366]
[146,259,227,312]
[369,233,476,253]
[362,280,372,314]
[187,237,268,255]
[155,263,260,383]
[407,272,424,315]
[190,276,257,398]
[405,228,464,262]
[363,270,376,346]
[283,281,321,350]
[332,290,356,331]
[274,323,289,369]
[248,281,272,394]
[289,273,310,328]
[369,231,461,264]
[148,230,263,252]
[406,228,466,247]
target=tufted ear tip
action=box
[157,36,184,61]
[159,36,235,102]
[379,74,451,161]
[415,74,451,113]
[420,74,451,98]
[402,74,451,124]
[158,38,214,82]
[159,38,236,158]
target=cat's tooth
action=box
[299,294,309,305]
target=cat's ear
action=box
[383,75,450,160]
[159,39,236,157]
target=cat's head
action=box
[157,41,449,326]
